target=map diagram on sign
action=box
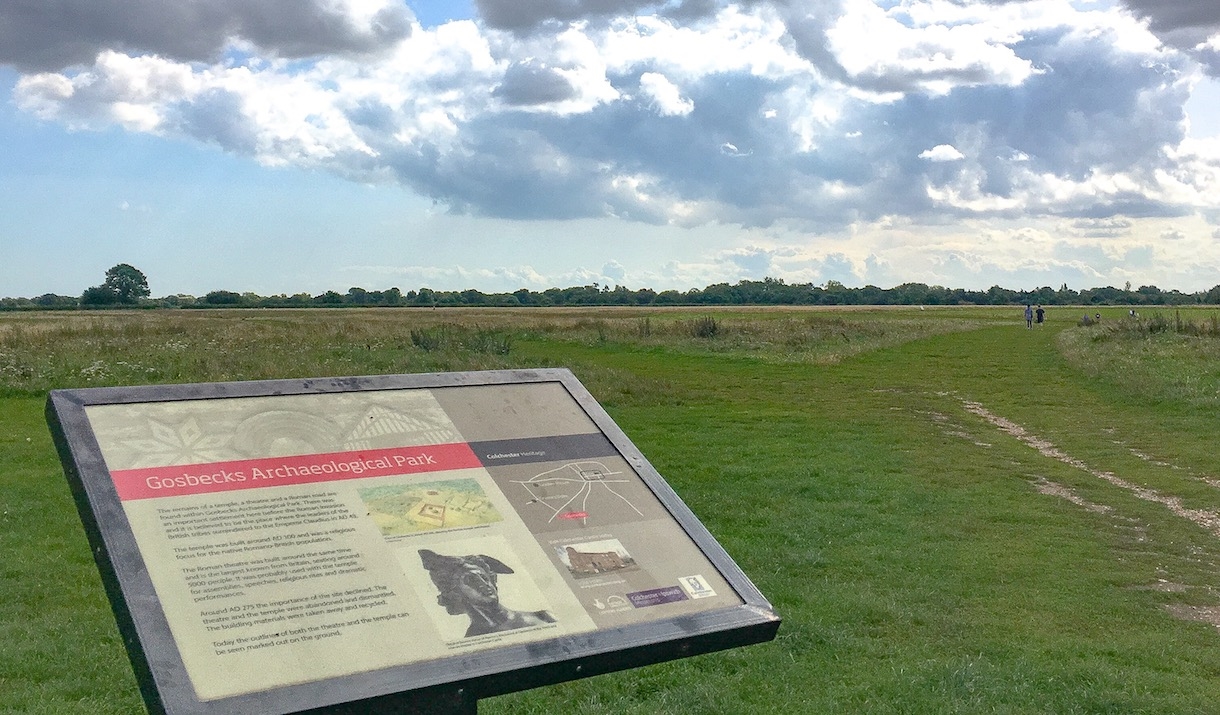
[359,478,503,536]
[510,461,645,526]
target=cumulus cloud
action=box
[1199,39,1220,77]
[602,260,627,282]
[818,252,860,285]
[0,0,411,72]
[345,262,553,292]
[722,245,779,277]
[1116,0,1220,76]
[6,0,1220,239]
[781,0,1038,95]
[494,60,579,105]
[474,0,726,32]
[1069,217,1133,238]
[827,2,1038,94]
[15,51,376,165]
[639,72,694,116]
[1119,0,1220,43]
[920,144,966,162]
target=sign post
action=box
[47,368,779,714]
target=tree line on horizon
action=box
[4,265,1220,311]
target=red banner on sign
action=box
[109,443,482,501]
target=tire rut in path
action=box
[960,399,1220,538]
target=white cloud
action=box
[598,7,804,81]
[827,0,1039,95]
[6,0,1220,286]
[639,72,693,116]
[920,144,965,161]
[1069,217,1133,237]
[720,141,751,157]
[601,260,627,283]
[343,262,553,291]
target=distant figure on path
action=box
[1024,305,1033,329]
[1035,306,1045,325]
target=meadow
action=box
[3,305,1220,714]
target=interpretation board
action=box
[46,368,779,715]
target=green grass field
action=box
[4,305,1220,714]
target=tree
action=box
[102,264,151,304]
[204,290,242,305]
[80,285,119,306]
[33,293,79,308]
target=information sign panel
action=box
[46,368,779,715]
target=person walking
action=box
[1035,305,1045,325]
[1024,304,1034,329]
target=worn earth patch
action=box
[907,393,1220,631]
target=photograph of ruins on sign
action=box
[359,478,503,536]
[556,539,638,579]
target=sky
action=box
[2,0,1220,299]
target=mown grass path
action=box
[4,309,1220,714]
[493,314,1220,714]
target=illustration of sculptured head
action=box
[418,549,513,614]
